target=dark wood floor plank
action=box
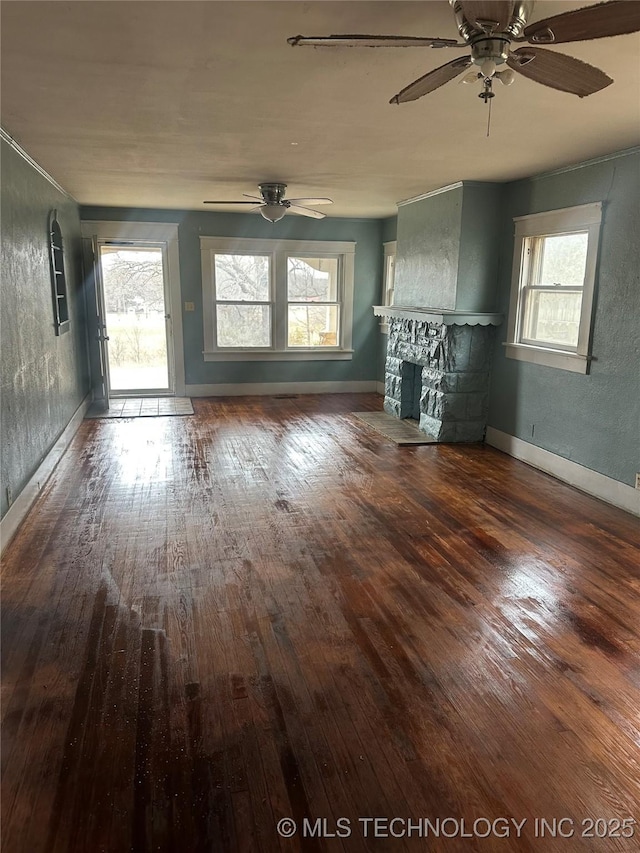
[2,393,639,853]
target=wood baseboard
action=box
[485,427,639,516]
[0,394,92,555]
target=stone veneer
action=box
[383,317,496,442]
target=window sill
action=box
[504,343,589,374]
[203,349,354,362]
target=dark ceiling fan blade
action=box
[242,193,264,201]
[390,56,472,103]
[459,1,515,32]
[288,34,462,48]
[507,47,613,96]
[286,197,333,205]
[523,0,640,44]
[203,200,258,205]
[287,205,326,219]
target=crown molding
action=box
[1,127,75,201]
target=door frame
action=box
[80,221,186,397]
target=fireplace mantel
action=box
[373,306,503,326]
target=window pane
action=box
[384,254,395,306]
[288,257,338,302]
[215,254,269,301]
[537,233,588,286]
[523,290,582,348]
[217,304,271,347]
[288,305,339,347]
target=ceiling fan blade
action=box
[287,205,326,219]
[288,34,462,48]
[286,197,333,205]
[242,193,264,201]
[507,47,613,97]
[459,2,515,32]
[203,200,258,205]
[390,56,472,103]
[523,0,640,44]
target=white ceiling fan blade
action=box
[286,197,333,205]
[287,205,326,219]
[248,205,266,213]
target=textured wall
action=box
[394,186,463,310]
[81,207,384,386]
[394,182,503,313]
[381,216,397,244]
[1,138,90,519]
[457,183,504,312]
[378,215,398,383]
[488,150,640,487]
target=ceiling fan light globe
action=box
[260,204,286,223]
[480,59,497,79]
[497,68,516,85]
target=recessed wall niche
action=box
[49,209,70,335]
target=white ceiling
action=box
[2,1,639,218]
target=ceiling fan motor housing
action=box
[450,0,535,71]
[258,182,288,204]
[450,0,533,40]
[470,37,510,69]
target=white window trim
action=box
[505,202,602,374]
[201,236,355,361]
[380,240,397,334]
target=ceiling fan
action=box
[203,182,333,222]
[288,1,640,105]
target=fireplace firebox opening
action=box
[400,361,422,421]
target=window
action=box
[380,240,396,333]
[201,237,355,360]
[505,203,602,373]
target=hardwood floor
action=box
[2,393,639,852]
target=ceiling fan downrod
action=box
[479,77,495,138]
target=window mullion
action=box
[274,250,286,350]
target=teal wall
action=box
[394,182,503,312]
[488,149,640,487]
[378,216,398,382]
[81,207,384,387]
[381,216,397,243]
[395,186,463,309]
[1,138,90,519]
[457,183,504,312]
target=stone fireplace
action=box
[373,307,502,442]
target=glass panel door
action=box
[99,245,172,394]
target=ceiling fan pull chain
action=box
[487,93,492,137]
